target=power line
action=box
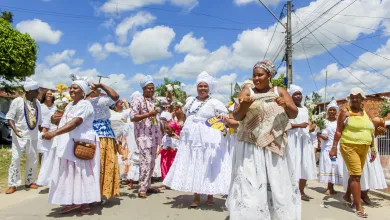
[264,6,285,60]
[299,10,390,20]
[315,27,390,81]
[293,0,358,46]
[299,33,388,46]
[292,0,343,37]
[293,11,377,94]
[322,27,390,62]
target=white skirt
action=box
[343,151,387,190]
[37,145,57,187]
[226,141,301,220]
[48,146,100,205]
[153,154,162,178]
[319,147,343,185]
[287,133,317,181]
[127,148,140,181]
[163,139,232,195]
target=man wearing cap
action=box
[130,75,162,198]
[6,78,42,194]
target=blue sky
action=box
[5,0,390,103]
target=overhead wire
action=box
[313,27,390,81]
[293,0,358,46]
[298,10,390,20]
[293,11,378,94]
[264,5,285,60]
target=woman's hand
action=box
[43,131,56,140]
[274,96,287,108]
[370,151,376,162]
[90,83,102,91]
[329,146,338,158]
[377,126,386,135]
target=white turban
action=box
[69,73,92,96]
[196,71,215,90]
[327,100,339,112]
[288,84,303,96]
[139,75,154,88]
[160,111,172,121]
[23,77,39,91]
[130,91,142,102]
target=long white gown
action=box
[319,120,344,185]
[343,150,387,191]
[163,97,231,195]
[287,107,317,181]
[48,100,100,205]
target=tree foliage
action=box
[271,74,287,89]
[0,17,38,90]
[154,78,186,104]
[1,11,13,23]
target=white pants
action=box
[8,136,38,187]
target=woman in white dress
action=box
[38,90,57,163]
[287,84,317,201]
[163,71,232,207]
[227,60,300,220]
[43,77,100,215]
[318,100,344,194]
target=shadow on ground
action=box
[163,194,228,212]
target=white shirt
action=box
[161,134,179,149]
[6,97,42,140]
[89,96,115,120]
[40,104,57,131]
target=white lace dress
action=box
[48,100,101,205]
[287,107,317,181]
[163,97,231,195]
[319,120,344,185]
[226,88,301,220]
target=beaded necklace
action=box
[187,96,211,116]
[23,98,39,130]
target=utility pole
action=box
[286,0,293,88]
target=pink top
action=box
[130,95,161,149]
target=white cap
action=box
[349,87,366,99]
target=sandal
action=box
[80,205,90,215]
[301,194,310,201]
[190,200,200,208]
[146,188,161,194]
[356,211,368,218]
[138,192,147,199]
[59,205,81,214]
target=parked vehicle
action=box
[0,112,12,144]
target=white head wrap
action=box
[160,111,172,121]
[288,84,303,96]
[196,71,215,91]
[69,73,93,96]
[23,77,39,91]
[327,100,339,112]
[348,87,366,99]
[139,75,154,88]
[130,91,142,102]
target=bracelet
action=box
[371,147,377,154]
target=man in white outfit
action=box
[6,78,42,194]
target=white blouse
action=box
[41,104,57,131]
[89,96,115,120]
[161,135,179,149]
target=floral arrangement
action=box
[227,101,234,109]
[312,112,326,131]
[53,84,71,110]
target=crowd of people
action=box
[3,59,388,219]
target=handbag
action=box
[74,138,96,160]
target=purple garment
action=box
[130,95,162,149]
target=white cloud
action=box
[104,42,129,56]
[115,11,156,44]
[351,39,390,70]
[88,43,109,61]
[234,0,282,7]
[45,50,84,66]
[16,19,62,44]
[102,18,116,28]
[129,26,175,64]
[169,0,198,10]
[174,32,209,55]
[33,63,138,97]
[100,0,164,13]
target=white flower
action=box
[166,84,173,92]
[173,85,180,90]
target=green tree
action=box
[311,91,322,103]
[271,74,287,89]
[1,11,13,23]
[0,17,38,91]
